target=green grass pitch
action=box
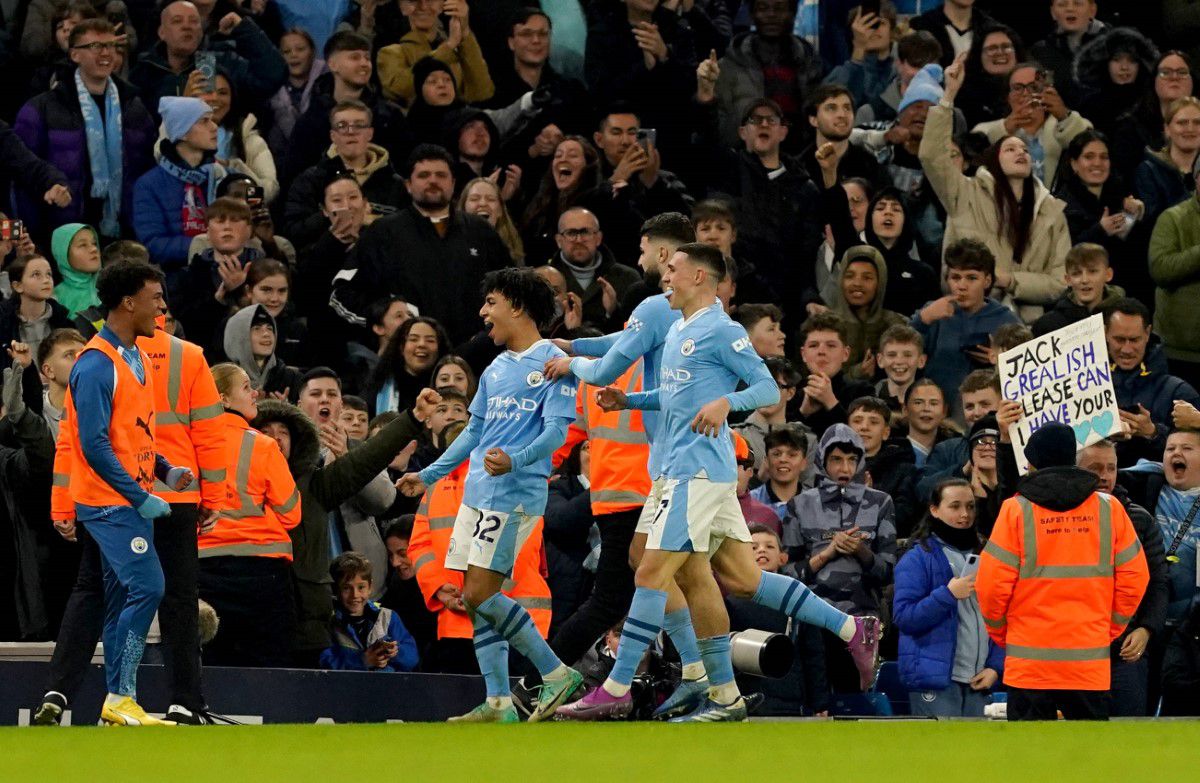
[3,721,1199,782]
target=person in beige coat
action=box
[971,63,1093,189]
[919,56,1070,324]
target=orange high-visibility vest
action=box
[138,328,227,507]
[408,461,552,640]
[56,335,157,509]
[556,360,651,516]
[977,491,1150,691]
[199,412,301,560]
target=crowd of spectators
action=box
[1,0,1200,716]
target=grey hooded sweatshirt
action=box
[782,423,898,615]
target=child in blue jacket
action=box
[893,478,1003,716]
[321,552,418,672]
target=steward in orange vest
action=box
[198,363,302,667]
[541,360,649,673]
[977,423,1149,720]
[138,324,227,508]
[409,435,552,674]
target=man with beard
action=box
[331,144,511,346]
[801,85,884,185]
[548,208,640,330]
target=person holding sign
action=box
[976,422,1149,720]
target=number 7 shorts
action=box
[446,505,539,576]
[647,477,751,554]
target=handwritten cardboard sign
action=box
[998,314,1119,474]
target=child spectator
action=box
[796,312,875,434]
[431,355,477,400]
[918,370,1003,500]
[733,303,786,358]
[48,223,101,319]
[735,357,818,491]
[245,259,307,367]
[903,378,954,469]
[339,395,371,442]
[35,327,86,438]
[849,396,919,537]
[751,428,810,521]
[267,28,327,161]
[0,256,74,363]
[911,239,1020,412]
[344,294,412,394]
[784,424,897,693]
[828,246,906,380]
[725,524,829,716]
[410,387,469,473]
[321,552,419,672]
[179,196,260,349]
[222,304,303,396]
[893,478,1003,717]
[874,324,927,413]
[1033,242,1124,336]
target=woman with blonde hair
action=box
[199,363,301,667]
[1134,95,1200,224]
[458,177,524,265]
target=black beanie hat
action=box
[1024,422,1075,469]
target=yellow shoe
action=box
[100,696,177,726]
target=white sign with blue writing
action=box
[998,314,1119,475]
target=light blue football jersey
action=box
[464,339,577,515]
[651,303,776,483]
[570,293,678,478]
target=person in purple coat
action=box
[14,18,155,243]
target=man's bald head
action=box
[159,1,202,58]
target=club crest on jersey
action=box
[526,371,545,387]
[731,337,752,353]
[680,339,696,356]
[130,537,149,554]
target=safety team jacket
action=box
[53,333,157,513]
[199,411,301,560]
[408,461,552,640]
[137,328,227,506]
[556,360,651,516]
[977,471,1150,691]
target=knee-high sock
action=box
[697,635,735,688]
[662,607,703,667]
[472,613,511,698]
[475,593,562,678]
[606,587,668,690]
[752,570,850,635]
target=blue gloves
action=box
[136,494,171,520]
[165,466,193,490]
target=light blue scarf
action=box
[75,69,123,238]
[156,152,220,204]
